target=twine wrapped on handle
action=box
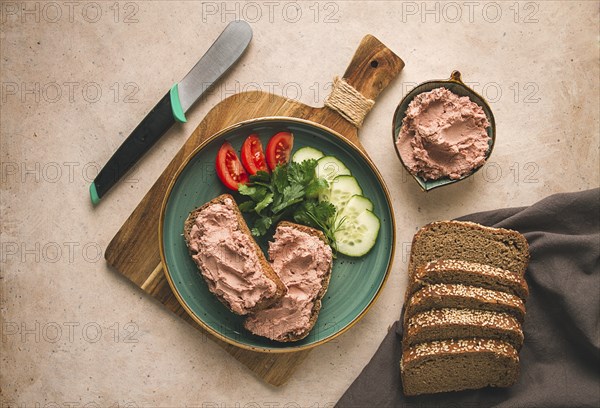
[324,76,375,128]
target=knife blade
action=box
[89,20,253,205]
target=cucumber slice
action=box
[292,146,324,163]
[334,210,380,257]
[326,175,362,210]
[316,156,351,184]
[337,195,373,221]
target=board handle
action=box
[324,35,404,128]
[343,35,405,100]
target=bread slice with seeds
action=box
[404,283,526,323]
[244,221,333,342]
[409,259,529,301]
[403,308,524,350]
[183,194,286,315]
[401,338,520,396]
[408,221,530,280]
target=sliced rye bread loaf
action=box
[409,259,529,301]
[183,194,286,315]
[400,221,528,396]
[404,284,526,323]
[403,308,524,350]
[408,221,530,281]
[401,338,520,396]
[244,221,333,342]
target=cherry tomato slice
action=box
[241,134,268,175]
[215,141,249,191]
[266,132,294,171]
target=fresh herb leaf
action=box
[255,192,274,214]
[293,200,338,250]
[238,158,338,250]
[251,170,271,183]
[238,183,254,197]
[272,165,288,194]
[238,184,268,203]
[238,200,256,212]
[271,184,305,213]
[309,201,336,222]
[292,211,313,228]
[288,158,317,185]
[293,201,335,230]
[251,216,273,236]
[306,177,329,198]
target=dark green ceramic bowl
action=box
[392,71,496,191]
[159,117,395,352]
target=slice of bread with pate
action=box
[183,194,286,315]
[244,221,333,342]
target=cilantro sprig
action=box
[238,159,339,250]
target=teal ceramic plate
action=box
[159,117,395,352]
[392,71,496,191]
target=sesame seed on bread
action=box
[401,338,520,396]
[403,308,524,351]
[405,283,526,323]
[410,259,530,301]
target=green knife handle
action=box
[170,83,187,123]
[91,91,176,202]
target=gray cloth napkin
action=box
[336,188,600,408]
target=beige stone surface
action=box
[1,1,598,406]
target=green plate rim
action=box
[158,116,396,353]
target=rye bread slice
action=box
[183,194,286,315]
[401,338,520,396]
[244,221,333,342]
[403,308,524,350]
[404,284,526,323]
[409,259,530,301]
[408,221,530,280]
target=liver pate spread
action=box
[396,87,490,180]
[245,226,333,340]
[187,198,277,315]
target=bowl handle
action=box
[449,70,464,83]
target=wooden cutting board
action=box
[105,34,404,386]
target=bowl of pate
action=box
[392,71,496,191]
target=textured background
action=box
[1,1,599,406]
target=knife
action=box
[89,20,253,205]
